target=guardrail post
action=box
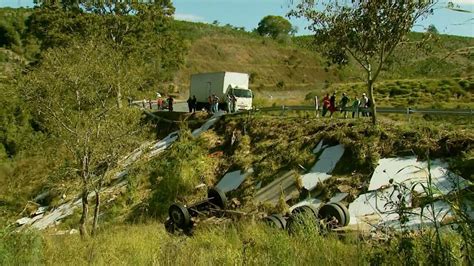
[280,105,285,116]
[314,96,319,118]
[406,107,411,122]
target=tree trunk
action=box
[368,81,377,125]
[79,188,89,238]
[92,189,100,236]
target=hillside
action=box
[169,21,474,94]
[0,7,473,265]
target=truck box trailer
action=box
[189,72,253,111]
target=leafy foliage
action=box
[290,0,436,124]
[256,15,293,39]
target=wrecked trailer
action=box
[165,187,229,234]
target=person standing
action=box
[360,93,369,117]
[187,96,193,113]
[329,92,337,117]
[339,92,350,118]
[208,95,213,113]
[322,93,330,117]
[191,95,197,113]
[212,94,219,113]
[167,95,174,112]
[157,97,163,110]
[352,96,360,118]
[231,94,237,113]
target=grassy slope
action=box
[0,12,473,264]
[171,21,473,94]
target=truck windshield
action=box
[233,88,252,98]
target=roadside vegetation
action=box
[0,2,473,265]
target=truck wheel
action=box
[317,203,345,228]
[330,202,350,226]
[264,215,284,229]
[208,187,227,209]
[273,214,287,229]
[292,205,319,219]
[168,203,191,229]
[287,206,320,234]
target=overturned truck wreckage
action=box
[165,187,228,234]
[264,202,351,233]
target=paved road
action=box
[135,100,189,113]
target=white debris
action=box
[312,140,324,154]
[16,217,31,226]
[368,157,469,195]
[302,144,345,190]
[329,193,349,203]
[34,206,48,215]
[289,198,323,212]
[31,202,78,230]
[216,168,254,193]
[349,157,471,231]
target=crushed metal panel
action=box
[302,144,345,191]
[348,187,412,226]
[312,140,324,154]
[329,193,349,203]
[254,171,299,205]
[216,168,253,193]
[368,157,469,195]
[289,198,323,212]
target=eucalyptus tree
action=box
[290,0,437,124]
[22,40,146,237]
[26,0,186,107]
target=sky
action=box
[1,0,473,37]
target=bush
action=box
[148,128,216,217]
[0,230,43,265]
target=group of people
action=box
[155,93,175,112]
[321,92,372,118]
[197,93,237,114]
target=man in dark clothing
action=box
[191,95,197,113]
[187,96,192,113]
[167,95,174,112]
[339,92,350,118]
[329,92,337,117]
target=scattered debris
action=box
[349,157,472,231]
[216,168,254,193]
[302,144,345,191]
[254,170,300,205]
[165,187,230,234]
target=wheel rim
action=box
[330,202,350,226]
[207,187,227,209]
[318,203,345,228]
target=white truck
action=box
[189,72,253,111]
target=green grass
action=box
[0,220,469,265]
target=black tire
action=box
[272,214,287,229]
[330,202,350,226]
[264,215,284,229]
[292,205,319,219]
[208,187,227,209]
[318,203,346,228]
[168,203,191,229]
[287,205,321,234]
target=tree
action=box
[427,24,439,34]
[26,1,186,107]
[21,40,146,237]
[256,15,293,39]
[290,1,436,125]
